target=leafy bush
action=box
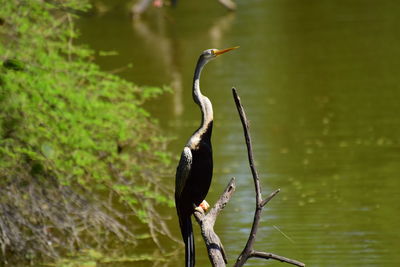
[0,0,173,262]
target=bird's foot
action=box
[194,200,210,213]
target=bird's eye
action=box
[211,50,216,55]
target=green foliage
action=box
[3,59,25,71]
[0,0,173,262]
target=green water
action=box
[78,0,400,266]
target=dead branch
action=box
[193,178,236,267]
[249,251,306,266]
[232,87,305,267]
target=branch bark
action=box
[232,87,305,267]
[193,178,236,267]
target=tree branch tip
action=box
[228,177,236,187]
[223,178,236,194]
[270,188,281,198]
[250,251,306,267]
[270,188,280,196]
[260,188,280,207]
[232,87,240,99]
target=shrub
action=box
[0,0,173,263]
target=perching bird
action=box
[175,46,238,267]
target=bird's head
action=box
[201,46,239,61]
[193,46,239,81]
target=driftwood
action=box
[193,88,305,267]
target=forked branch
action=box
[193,178,236,267]
[232,87,305,267]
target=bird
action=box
[175,46,238,267]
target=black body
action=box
[187,124,213,206]
[175,47,237,267]
[175,123,213,267]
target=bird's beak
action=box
[214,46,240,56]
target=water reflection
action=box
[78,0,400,266]
[130,10,235,119]
[132,15,184,116]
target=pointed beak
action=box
[214,46,240,56]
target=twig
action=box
[232,87,305,267]
[193,178,236,267]
[261,189,280,207]
[250,251,306,266]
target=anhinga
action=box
[175,46,238,267]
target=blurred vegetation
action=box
[0,0,173,264]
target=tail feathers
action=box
[181,215,195,267]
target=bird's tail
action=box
[180,215,195,267]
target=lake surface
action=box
[78,0,400,266]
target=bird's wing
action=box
[175,147,192,197]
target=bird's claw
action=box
[195,200,210,213]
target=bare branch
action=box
[232,88,262,203]
[250,251,306,267]
[193,178,236,267]
[232,87,305,267]
[260,189,280,207]
[232,87,264,266]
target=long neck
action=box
[191,56,213,142]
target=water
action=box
[78,0,400,266]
